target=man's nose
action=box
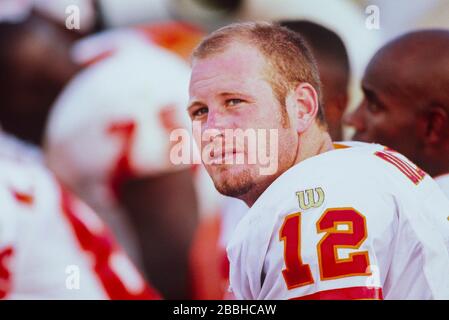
[204,108,231,131]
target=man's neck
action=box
[293,123,334,166]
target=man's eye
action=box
[366,101,381,113]
[226,99,244,107]
[192,107,208,118]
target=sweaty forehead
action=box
[189,42,269,97]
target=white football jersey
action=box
[218,198,248,299]
[219,199,249,251]
[0,155,159,299]
[435,173,449,199]
[227,142,449,300]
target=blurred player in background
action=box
[188,22,449,299]
[44,23,225,299]
[0,154,159,299]
[345,30,449,198]
[280,20,350,141]
[0,11,158,300]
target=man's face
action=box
[188,42,298,199]
[345,60,421,159]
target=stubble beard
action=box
[211,165,256,199]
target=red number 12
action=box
[280,207,371,289]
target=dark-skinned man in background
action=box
[345,30,449,198]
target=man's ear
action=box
[289,83,319,133]
[423,106,449,144]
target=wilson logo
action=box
[296,187,325,211]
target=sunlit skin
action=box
[188,41,333,207]
[345,31,449,177]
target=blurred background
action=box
[3,0,449,133]
[1,0,448,300]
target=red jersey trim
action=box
[289,286,383,300]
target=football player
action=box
[345,30,449,199]
[0,12,158,300]
[213,20,352,300]
[188,22,449,300]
